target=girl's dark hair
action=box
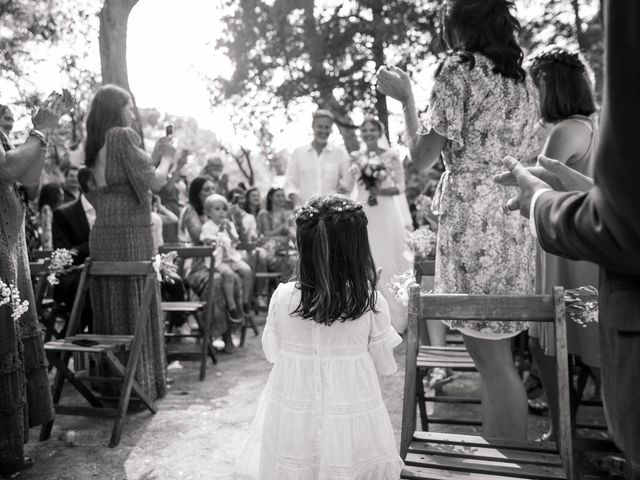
[527,46,597,123]
[241,187,260,215]
[265,187,284,212]
[39,183,63,211]
[85,84,132,167]
[440,0,526,82]
[292,195,378,326]
[188,176,214,216]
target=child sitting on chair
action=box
[200,194,253,323]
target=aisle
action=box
[19,313,610,479]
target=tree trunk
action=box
[99,0,144,140]
[571,0,586,49]
[371,0,389,139]
[321,92,360,153]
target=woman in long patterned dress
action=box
[352,118,413,333]
[0,95,69,475]
[86,85,177,401]
[377,0,540,439]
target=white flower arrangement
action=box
[405,226,437,260]
[564,286,598,327]
[46,248,77,286]
[0,278,30,320]
[152,251,180,284]
[387,268,416,307]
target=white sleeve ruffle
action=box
[368,293,402,376]
[261,285,282,363]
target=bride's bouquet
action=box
[354,152,391,206]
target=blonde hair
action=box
[203,193,228,212]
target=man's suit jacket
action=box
[52,197,90,265]
[534,0,640,333]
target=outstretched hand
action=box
[32,89,73,132]
[494,154,594,193]
[376,66,413,105]
[496,156,552,218]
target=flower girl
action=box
[235,194,404,479]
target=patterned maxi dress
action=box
[419,54,539,337]
[0,136,54,471]
[89,127,166,400]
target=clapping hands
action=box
[32,89,73,132]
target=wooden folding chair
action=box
[41,260,158,448]
[400,285,576,480]
[159,245,217,381]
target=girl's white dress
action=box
[235,282,404,480]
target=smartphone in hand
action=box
[166,124,173,136]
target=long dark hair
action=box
[440,0,526,82]
[188,176,213,216]
[241,187,260,215]
[85,84,132,167]
[38,183,63,211]
[527,46,597,123]
[265,187,284,212]
[292,195,378,325]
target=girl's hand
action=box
[32,89,73,132]
[376,66,413,105]
[152,136,177,165]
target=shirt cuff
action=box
[529,188,552,239]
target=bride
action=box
[352,117,413,332]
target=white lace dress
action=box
[235,282,404,480]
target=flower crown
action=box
[294,200,365,223]
[528,47,585,74]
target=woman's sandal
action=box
[426,367,456,390]
[595,455,627,479]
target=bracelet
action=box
[28,129,49,147]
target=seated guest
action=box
[242,187,261,219]
[255,187,295,298]
[52,167,95,332]
[228,187,258,247]
[38,182,64,250]
[199,155,228,198]
[200,194,254,322]
[179,176,237,353]
[151,194,179,253]
[61,164,81,203]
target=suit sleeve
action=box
[52,208,89,262]
[533,1,640,277]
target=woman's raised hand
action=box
[376,66,413,105]
[32,89,73,132]
[152,135,177,165]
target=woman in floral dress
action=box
[377,0,540,439]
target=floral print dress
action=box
[418,54,540,337]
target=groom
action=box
[495,1,640,476]
[284,109,354,207]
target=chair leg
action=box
[416,373,429,431]
[104,351,156,414]
[198,311,208,381]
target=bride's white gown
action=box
[354,149,413,333]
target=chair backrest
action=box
[32,249,53,260]
[65,259,156,340]
[401,285,574,479]
[29,260,51,316]
[157,245,216,320]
